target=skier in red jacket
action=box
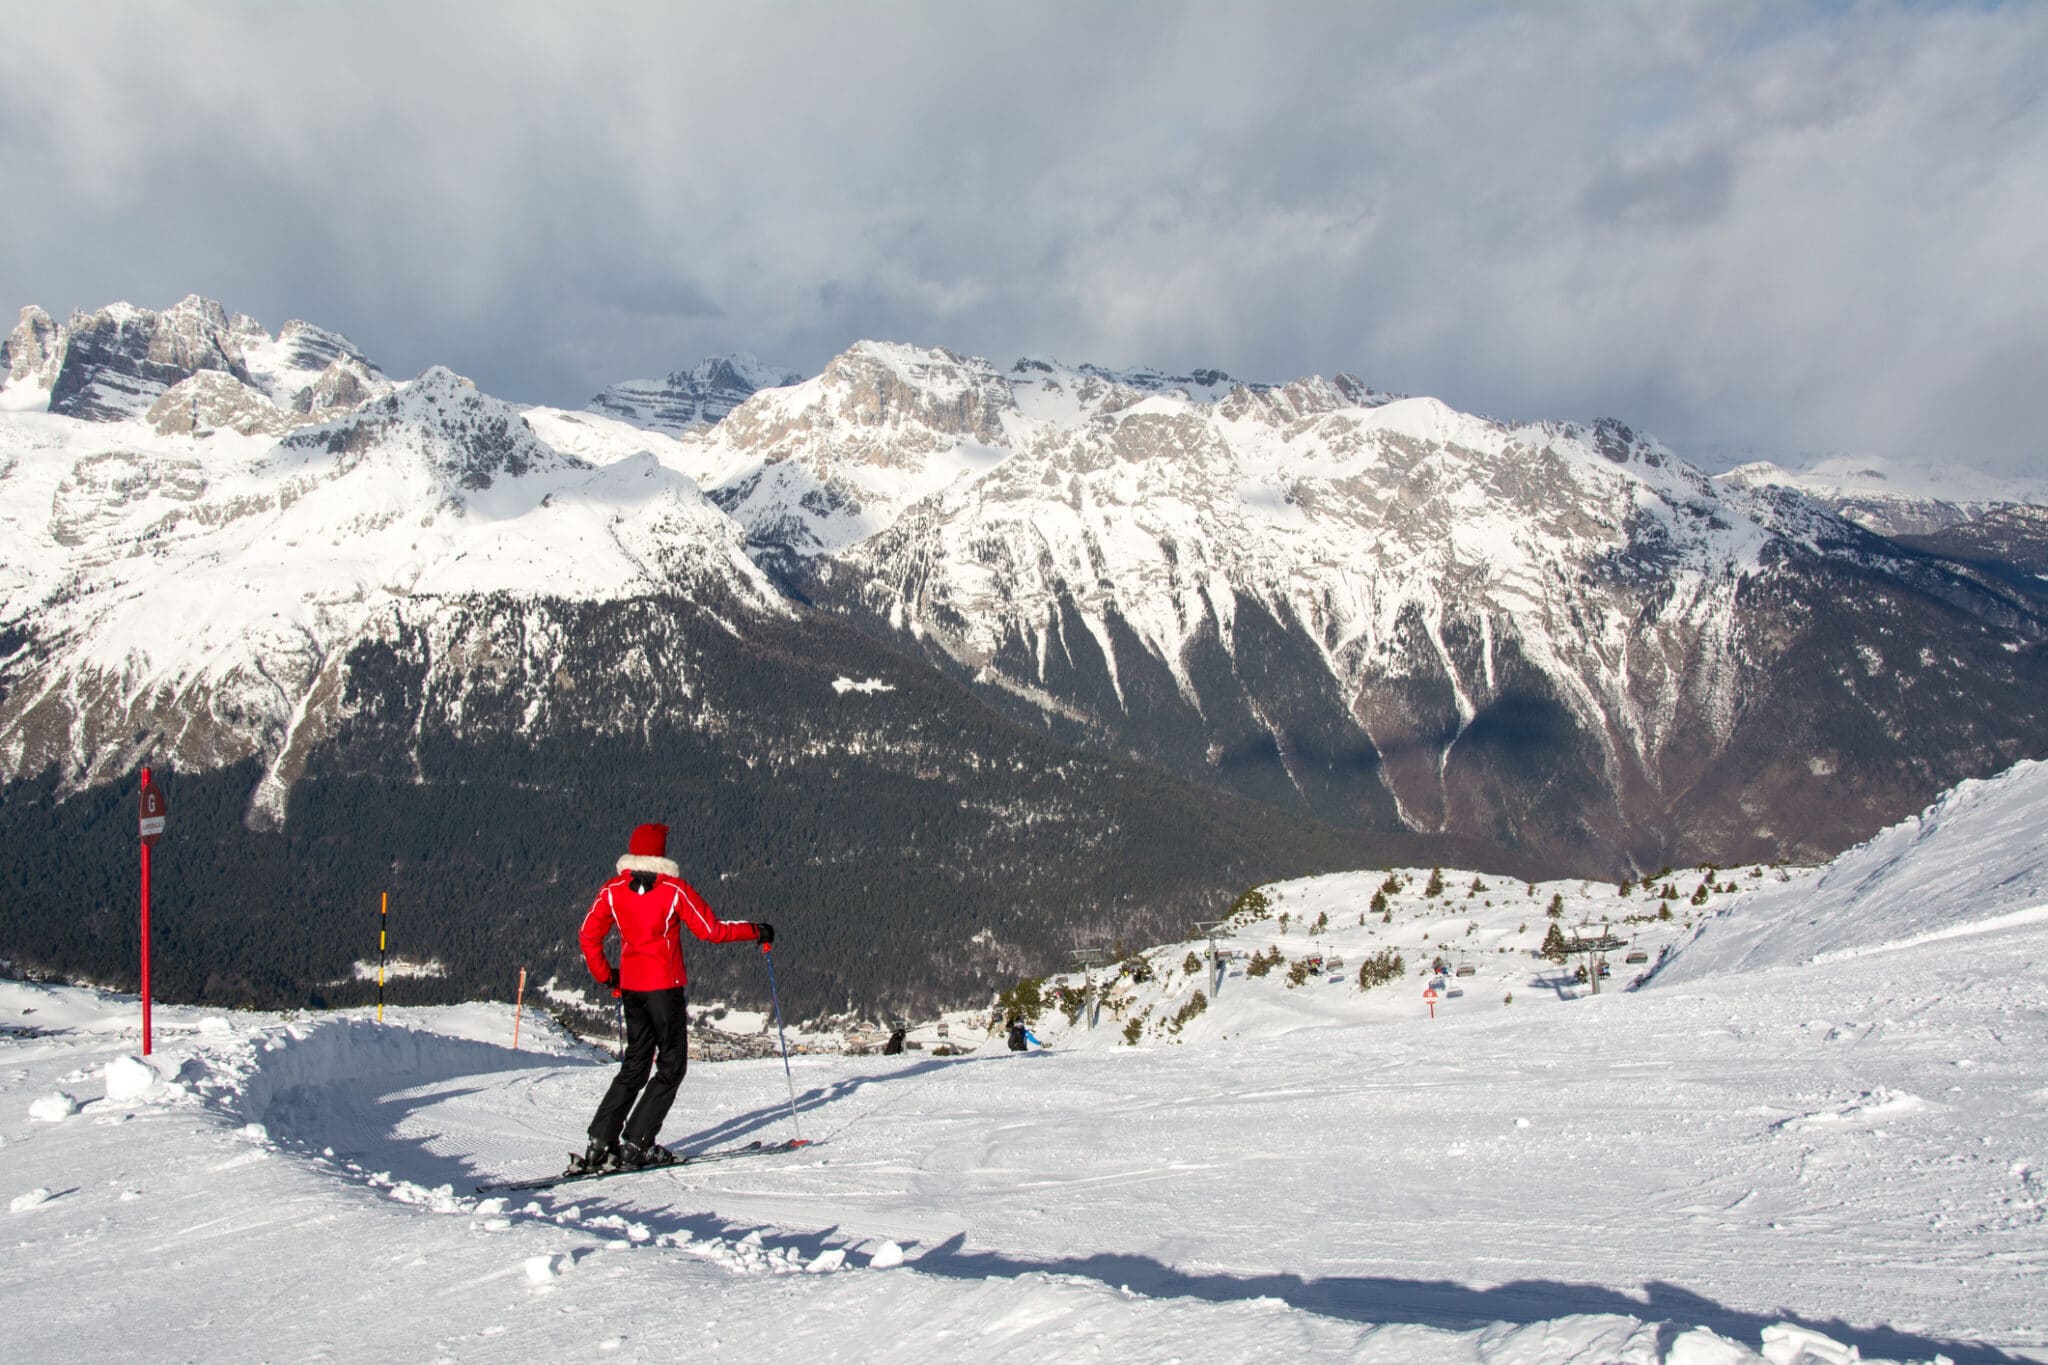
[573,822,771,1172]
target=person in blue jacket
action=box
[1006,1016,1043,1051]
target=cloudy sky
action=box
[2,1,2042,475]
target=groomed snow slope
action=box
[1653,759,2048,983]
[5,766,2045,1362]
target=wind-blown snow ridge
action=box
[1652,758,2048,983]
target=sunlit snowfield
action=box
[5,765,2046,1363]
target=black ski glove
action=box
[603,962,622,998]
[754,923,775,946]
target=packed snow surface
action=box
[4,767,2046,1361]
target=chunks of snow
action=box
[103,1054,157,1102]
[1760,1323,1863,1364]
[1665,1327,1765,1364]
[28,1092,78,1122]
[9,1187,55,1213]
[867,1240,906,1269]
[524,1254,563,1283]
[804,1248,846,1273]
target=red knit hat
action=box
[628,823,668,858]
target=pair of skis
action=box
[475,1137,812,1195]
[480,944,810,1197]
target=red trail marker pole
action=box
[137,768,168,1056]
[512,967,527,1050]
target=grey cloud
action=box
[1580,148,1737,232]
[1,1,2043,478]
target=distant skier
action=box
[1006,1016,1043,1051]
[572,823,771,1172]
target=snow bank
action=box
[186,1014,575,1136]
[1653,759,2048,984]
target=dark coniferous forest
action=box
[0,595,1524,1018]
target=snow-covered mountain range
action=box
[1715,453,2048,538]
[4,298,2046,879]
[643,341,2048,865]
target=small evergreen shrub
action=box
[996,975,1049,1024]
[1356,948,1404,991]
[1168,990,1208,1032]
[1424,866,1444,898]
[1183,951,1203,977]
[1229,887,1272,921]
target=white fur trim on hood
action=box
[616,854,681,879]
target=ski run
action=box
[6,762,2047,1363]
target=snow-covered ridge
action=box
[2,294,393,426]
[1652,758,2048,983]
[1717,454,2047,537]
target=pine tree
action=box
[1424,866,1444,898]
[1547,892,1564,918]
[1540,921,1569,963]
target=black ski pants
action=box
[588,985,688,1149]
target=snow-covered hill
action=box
[6,759,2043,1361]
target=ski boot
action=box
[619,1137,679,1170]
[567,1139,618,1175]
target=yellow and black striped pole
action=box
[377,892,388,1022]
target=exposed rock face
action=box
[48,295,256,421]
[589,353,804,433]
[278,365,580,493]
[3,306,64,392]
[292,358,380,417]
[684,348,2048,870]
[8,295,389,426]
[147,370,296,437]
[274,319,372,376]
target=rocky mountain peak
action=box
[46,296,253,421]
[146,370,295,438]
[278,365,581,493]
[587,352,802,434]
[3,305,65,395]
[810,342,1012,441]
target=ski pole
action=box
[615,996,625,1054]
[761,944,805,1145]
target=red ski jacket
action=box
[579,871,759,992]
